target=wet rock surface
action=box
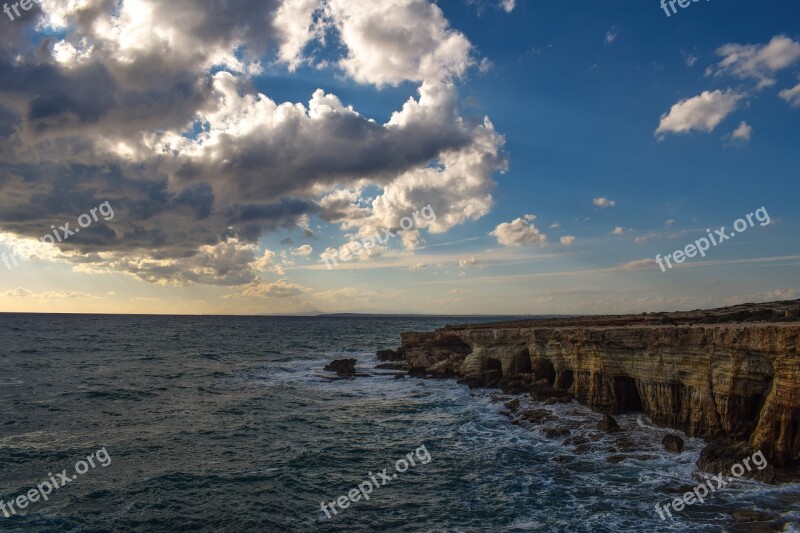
[598,414,621,433]
[323,358,371,378]
[662,434,685,453]
[324,358,357,375]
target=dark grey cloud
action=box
[0,0,505,286]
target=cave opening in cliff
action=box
[556,370,574,390]
[614,376,643,413]
[533,359,556,385]
[485,358,502,377]
[514,349,533,375]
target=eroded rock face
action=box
[396,300,800,471]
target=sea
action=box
[1,314,798,532]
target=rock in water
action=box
[504,398,521,413]
[662,433,684,452]
[324,358,357,376]
[598,414,621,433]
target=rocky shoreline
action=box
[373,299,800,480]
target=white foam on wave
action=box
[245,353,800,530]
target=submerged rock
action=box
[662,434,684,453]
[542,427,571,439]
[519,409,553,424]
[562,435,589,447]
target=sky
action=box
[0,0,798,315]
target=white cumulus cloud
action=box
[458,256,485,268]
[593,197,616,208]
[291,244,313,256]
[655,90,743,138]
[779,82,800,107]
[730,121,752,144]
[706,35,800,89]
[490,215,547,247]
[325,0,475,87]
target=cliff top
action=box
[438,299,800,331]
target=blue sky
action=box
[0,0,797,314]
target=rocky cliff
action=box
[391,300,800,471]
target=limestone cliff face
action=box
[399,313,800,470]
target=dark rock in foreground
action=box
[598,414,621,433]
[662,434,684,453]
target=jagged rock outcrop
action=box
[395,300,800,471]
